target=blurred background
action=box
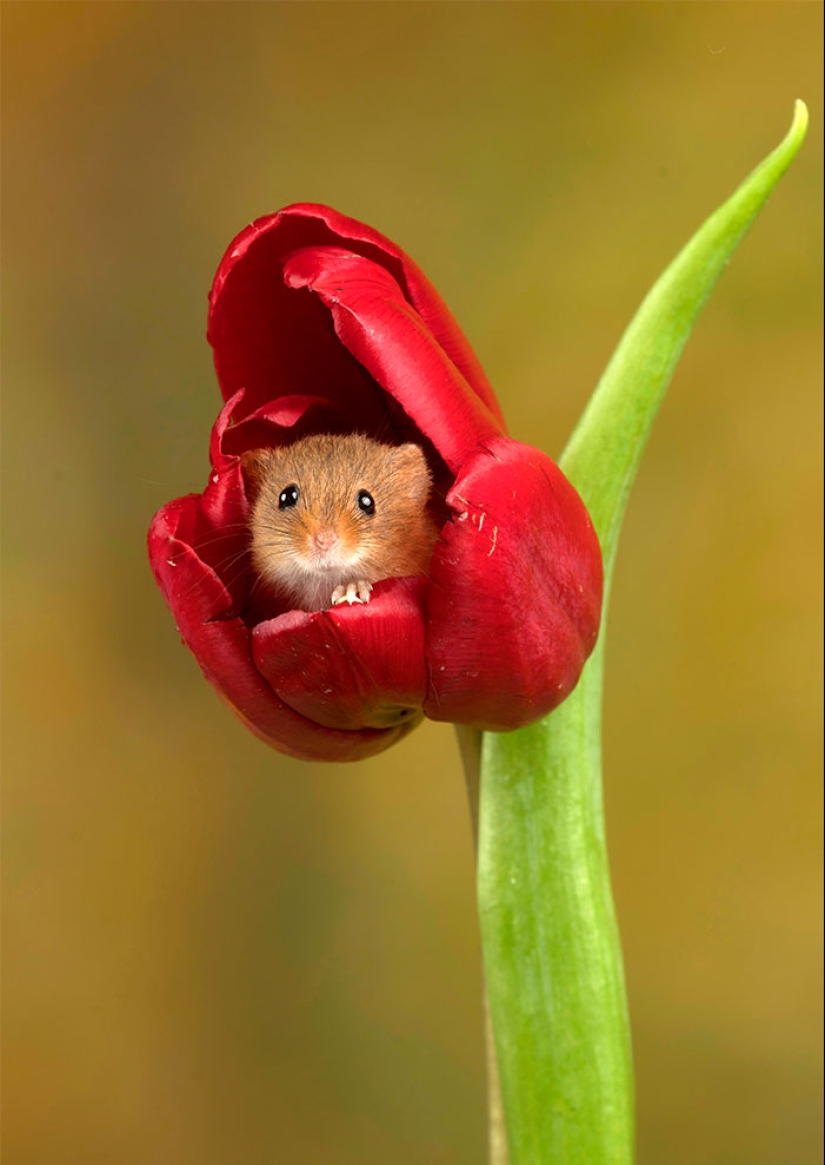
[3,4,822,1163]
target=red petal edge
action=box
[207,204,506,429]
[283,246,503,473]
[424,437,603,730]
[148,495,411,762]
[252,577,428,732]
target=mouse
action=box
[241,433,439,613]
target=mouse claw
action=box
[331,580,373,607]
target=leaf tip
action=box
[791,98,809,142]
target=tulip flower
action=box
[148,203,603,760]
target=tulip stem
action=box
[456,724,482,850]
[456,725,510,1165]
[473,102,808,1164]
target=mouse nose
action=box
[313,529,339,553]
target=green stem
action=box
[476,102,808,1165]
[456,725,510,1165]
[480,655,630,1165]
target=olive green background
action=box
[3,3,822,1162]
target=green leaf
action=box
[476,102,808,1165]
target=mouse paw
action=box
[331,580,373,607]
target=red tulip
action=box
[148,204,602,761]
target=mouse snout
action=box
[312,528,339,553]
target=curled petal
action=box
[207,219,386,426]
[208,388,349,470]
[218,397,351,461]
[252,577,428,732]
[148,497,407,762]
[424,437,603,730]
[207,203,506,428]
[284,247,503,472]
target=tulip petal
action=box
[208,388,349,470]
[148,496,407,761]
[217,396,352,462]
[285,205,505,425]
[424,437,603,730]
[207,217,387,428]
[252,577,428,732]
[283,247,503,473]
[207,203,505,429]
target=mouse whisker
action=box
[163,523,251,565]
[172,544,254,605]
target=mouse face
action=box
[242,433,436,611]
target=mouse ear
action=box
[239,448,275,501]
[394,443,432,504]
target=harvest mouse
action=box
[242,433,439,612]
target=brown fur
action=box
[242,434,438,611]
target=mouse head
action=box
[241,433,432,601]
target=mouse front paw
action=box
[331,580,373,607]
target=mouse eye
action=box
[279,484,300,510]
[357,489,375,515]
